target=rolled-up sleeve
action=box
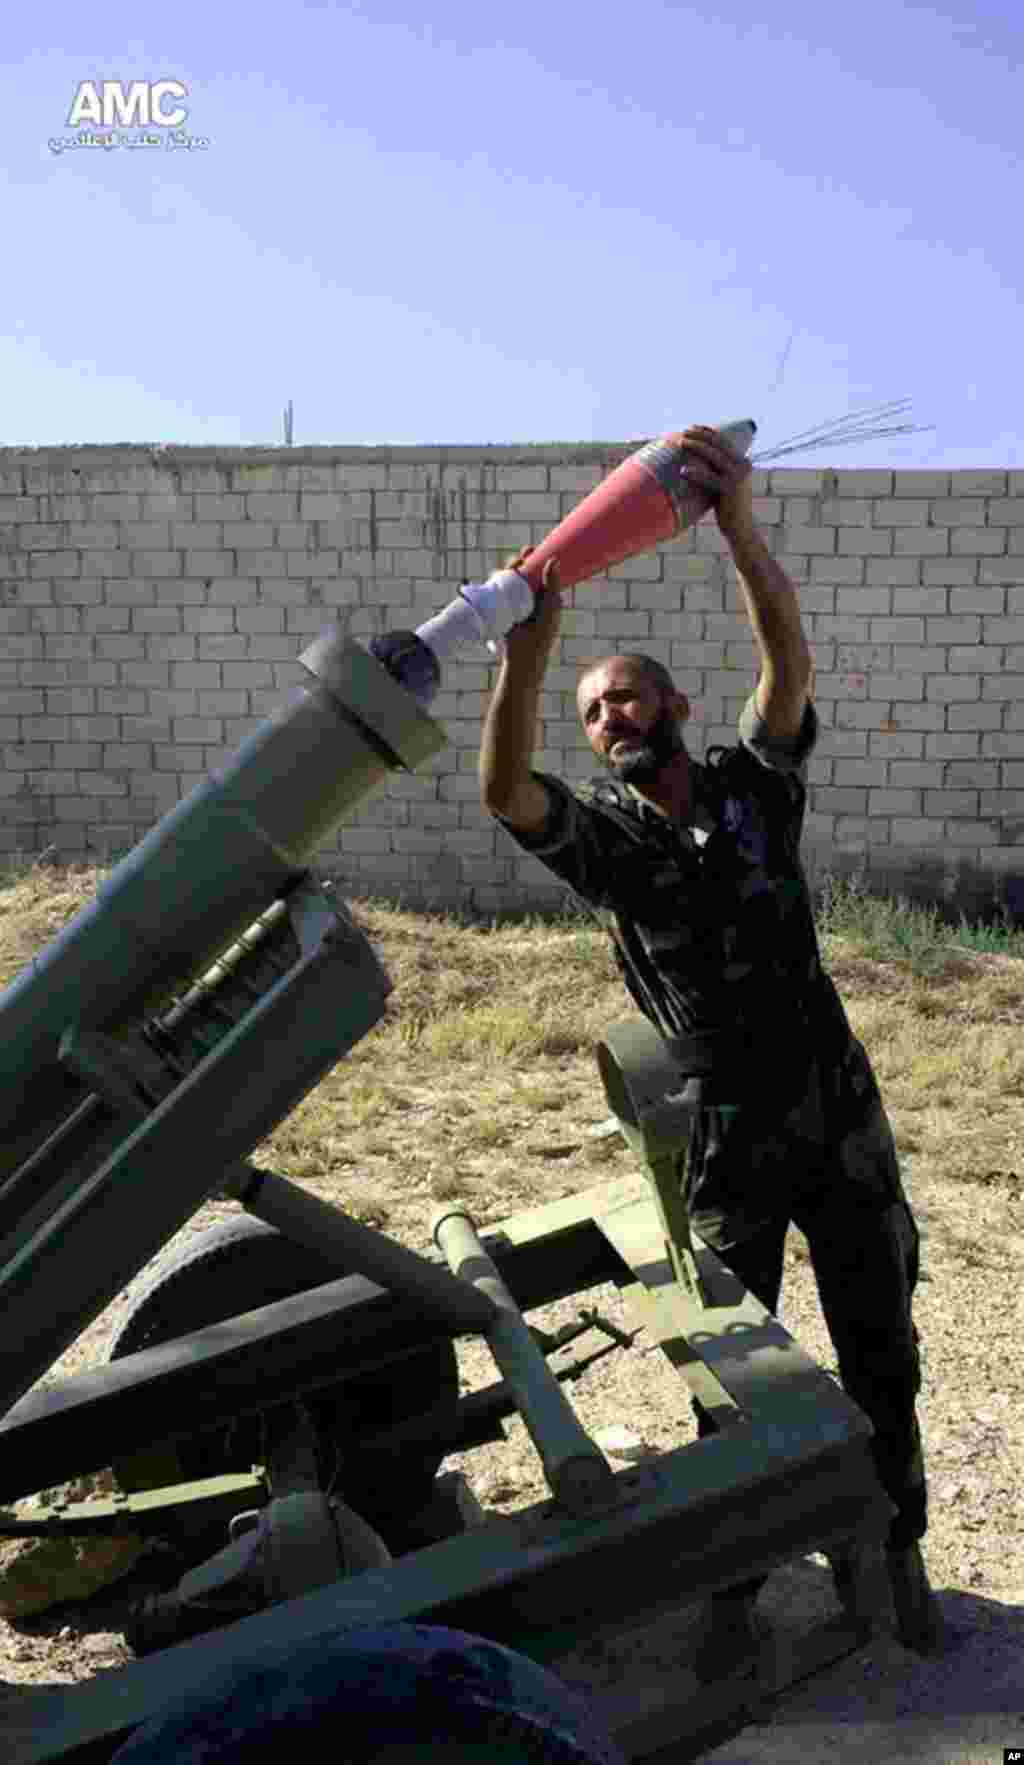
[495,773,628,907]
[737,692,818,780]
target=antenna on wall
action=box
[283,399,294,446]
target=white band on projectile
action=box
[415,568,535,663]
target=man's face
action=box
[576,659,688,784]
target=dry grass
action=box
[3,859,1022,1234]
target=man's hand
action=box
[479,546,562,831]
[678,425,757,552]
[499,547,562,680]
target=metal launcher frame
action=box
[0,628,893,1763]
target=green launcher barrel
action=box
[0,630,444,1196]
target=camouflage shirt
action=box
[498,693,851,1080]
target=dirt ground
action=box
[1,873,1022,1761]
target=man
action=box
[478,426,944,1675]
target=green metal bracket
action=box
[0,1471,266,1540]
[596,1021,709,1308]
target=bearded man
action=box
[478,426,944,1675]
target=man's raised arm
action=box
[479,553,561,835]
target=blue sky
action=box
[2,0,1020,463]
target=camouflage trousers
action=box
[677,1034,926,1564]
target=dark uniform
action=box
[496,693,926,1555]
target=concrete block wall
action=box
[3,444,1024,920]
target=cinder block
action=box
[921,735,978,762]
[223,524,275,550]
[506,493,561,521]
[208,579,261,604]
[950,527,1005,555]
[77,773,128,796]
[942,761,999,785]
[236,606,286,632]
[45,690,95,715]
[195,495,245,520]
[924,789,978,815]
[892,529,949,556]
[132,551,184,577]
[928,500,988,526]
[245,493,299,521]
[154,747,206,771]
[889,818,945,844]
[819,498,873,527]
[51,744,101,767]
[926,675,981,703]
[956,471,1008,496]
[82,608,133,635]
[809,557,865,584]
[594,610,651,638]
[173,719,224,742]
[873,500,929,526]
[948,646,1002,671]
[248,638,300,661]
[831,471,896,497]
[813,787,869,812]
[922,559,978,585]
[333,465,391,490]
[774,526,835,555]
[981,732,1024,758]
[867,730,925,757]
[146,636,197,661]
[953,586,1004,613]
[30,552,81,578]
[549,467,605,493]
[106,579,157,604]
[89,495,143,519]
[185,552,235,577]
[770,469,828,494]
[183,608,235,633]
[833,760,888,787]
[171,524,222,549]
[833,586,889,616]
[979,560,1024,583]
[299,493,372,521]
[154,580,209,605]
[983,617,1024,642]
[941,819,1001,846]
[102,744,153,768]
[131,608,183,633]
[868,790,921,814]
[890,647,946,674]
[78,550,133,579]
[171,663,222,687]
[494,467,549,491]
[70,716,119,741]
[95,637,146,661]
[58,662,118,687]
[120,523,170,549]
[865,670,925,698]
[867,616,926,643]
[222,662,275,687]
[982,673,1024,700]
[890,586,947,614]
[608,552,663,581]
[891,472,951,496]
[66,524,118,549]
[120,719,172,741]
[147,690,199,717]
[361,578,414,606]
[887,764,951,797]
